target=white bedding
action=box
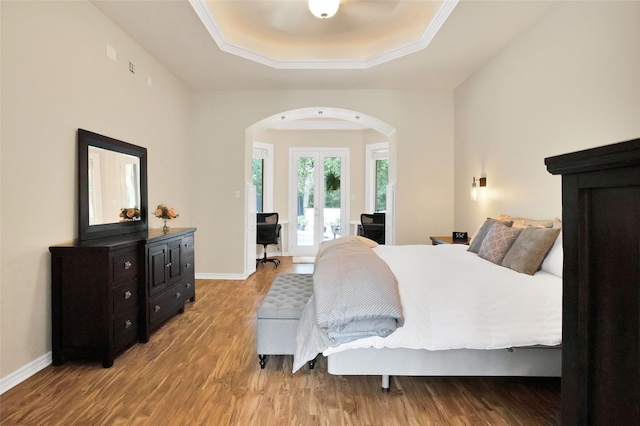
[293,243,562,371]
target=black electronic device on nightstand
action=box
[452,232,468,243]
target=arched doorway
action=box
[244,107,397,275]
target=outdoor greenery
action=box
[297,157,315,209]
[375,158,388,212]
[324,157,341,208]
[252,158,263,212]
[257,154,387,220]
[296,157,342,209]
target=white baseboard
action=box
[1,352,52,395]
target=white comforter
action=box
[293,244,562,371]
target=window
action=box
[252,156,264,212]
[374,156,388,212]
[253,142,273,213]
[365,142,388,212]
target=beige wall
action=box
[453,0,640,233]
[190,90,455,274]
[1,1,192,380]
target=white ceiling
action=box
[91,0,555,91]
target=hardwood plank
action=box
[0,257,560,425]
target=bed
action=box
[293,218,563,390]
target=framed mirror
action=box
[78,129,148,241]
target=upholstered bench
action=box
[257,273,314,369]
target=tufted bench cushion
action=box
[257,273,313,368]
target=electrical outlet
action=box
[129,62,135,74]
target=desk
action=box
[429,236,470,245]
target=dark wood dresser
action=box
[546,138,640,425]
[143,228,196,341]
[50,227,196,367]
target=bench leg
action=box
[259,354,267,369]
[308,354,318,369]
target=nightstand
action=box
[429,236,470,245]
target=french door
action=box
[289,148,349,257]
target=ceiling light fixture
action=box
[308,0,340,19]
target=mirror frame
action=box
[78,129,148,241]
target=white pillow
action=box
[541,232,563,277]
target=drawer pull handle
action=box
[176,292,181,299]
[185,263,191,269]
[125,320,132,329]
[124,261,132,270]
[185,243,190,248]
[186,282,192,289]
[165,262,172,268]
[154,305,161,312]
[124,290,132,300]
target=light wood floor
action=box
[1,257,560,425]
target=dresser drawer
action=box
[113,279,138,316]
[112,248,139,284]
[148,287,185,329]
[113,311,138,354]
[182,234,195,254]
[183,278,195,302]
[182,253,194,276]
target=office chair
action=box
[256,212,281,267]
[360,212,385,244]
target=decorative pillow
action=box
[477,222,523,264]
[502,227,562,275]
[497,214,555,229]
[467,219,513,254]
[469,221,484,243]
[541,232,563,277]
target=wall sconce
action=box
[471,177,478,201]
[471,173,487,201]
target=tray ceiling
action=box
[192,0,457,69]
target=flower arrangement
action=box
[119,207,141,221]
[155,204,179,220]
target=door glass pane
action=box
[297,157,315,246]
[252,158,263,212]
[375,158,388,212]
[324,157,341,240]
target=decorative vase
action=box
[162,219,169,234]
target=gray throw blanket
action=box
[293,237,403,371]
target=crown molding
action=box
[189,0,459,70]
